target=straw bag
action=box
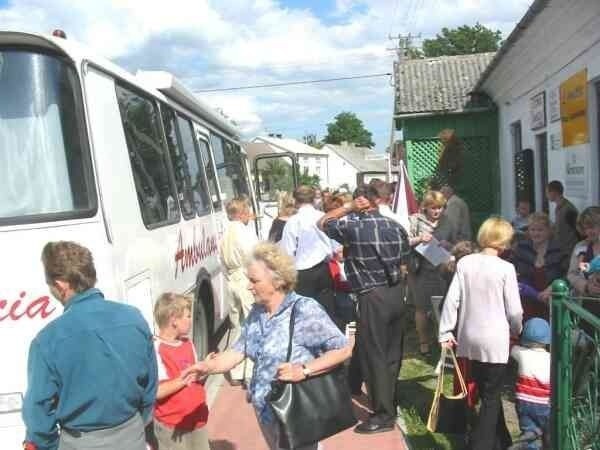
[426,346,468,434]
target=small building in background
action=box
[393,51,499,230]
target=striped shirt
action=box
[324,210,410,292]
[510,345,551,405]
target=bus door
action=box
[253,153,298,240]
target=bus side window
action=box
[210,133,249,200]
[116,84,180,228]
[176,115,211,216]
[196,137,222,211]
[160,106,195,220]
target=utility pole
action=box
[386,33,421,181]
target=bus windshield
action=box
[0,49,95,225]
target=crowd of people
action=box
[21,178,600,450]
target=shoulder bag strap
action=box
[285,300,299,362]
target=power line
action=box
[194,73,392,93]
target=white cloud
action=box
[0,0,532,148]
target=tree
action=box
[324,112,375,148]
[422,23,502,57]
[298,169,320,187]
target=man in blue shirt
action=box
[318,182,409,434]
[23,241,157,450]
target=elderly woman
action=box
[439,217,523,450]
[268,192,297,243]
[408,190,458,355]
[195,242,350,450]
[512,212,566,321]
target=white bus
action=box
[0,30,262,448]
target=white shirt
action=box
[280,204,336,270]
[379,204,410,233]
[220,220,258,274]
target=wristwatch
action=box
[301,364,312,378]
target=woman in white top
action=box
[439,217,523,450]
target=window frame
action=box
[196,131,223,212]
[174,111,213,218]
[115,81,181,230]
[0,46,98,226]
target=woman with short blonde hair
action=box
[407,190,458,355]
[268,192,297,243]
[439,217,522,449]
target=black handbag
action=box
[266,301,357,449]
[426,346,468,434]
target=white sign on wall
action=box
[549,88,560,123]
[530,92,546,130]
[550,133,561,151]
[565,152,587,198]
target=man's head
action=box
[368,179,393,205]
[440,184,455,200]
[516,198,531,218]
[41,241,97,304]
[226,197,251,224]
[293,185,316,206]
[546,180,564,203]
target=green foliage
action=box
[298,169,320,187]
[324,111,375,148]
[422,23,502,57]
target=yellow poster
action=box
[560,69,588,147]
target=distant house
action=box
[393,52,499,229]
[245,135,329,184]
[321,141,388,190]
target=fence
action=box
[551,280,600,450]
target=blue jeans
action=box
[516,400,550,450]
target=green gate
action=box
[405,135,498,233]
[551,280,600,450]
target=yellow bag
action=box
[426,346,468,434]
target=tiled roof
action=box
[324,143,387,172]
[394,52,496,115]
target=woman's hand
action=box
[538,287,552,303]
[276,362,306,382]
[420,232,433,243]
[440,336,457,350]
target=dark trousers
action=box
[357,284,406,421]
[296,260,336,320]
[469,361,512,450]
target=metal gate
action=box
[405,135,498,233]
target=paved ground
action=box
[206,377,408,450]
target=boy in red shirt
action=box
[151,293,209,450]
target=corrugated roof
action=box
[394,52,496,115]
[324,143,387,172]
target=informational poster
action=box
[560,69,589,147]
[549,88,561,123]
[565,151,587,198]
[550,133,561,151]
[530,91,546,130]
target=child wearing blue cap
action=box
[508,318,551,450]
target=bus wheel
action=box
[193,298,209,359]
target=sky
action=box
[0,0,532,150]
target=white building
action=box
[321,141,388,190]
[243,136,388,190]
[476,0,600,216]
[247,135,329,184]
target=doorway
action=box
[536,132,549,212]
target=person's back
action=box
[31,290,155,430]
[447,253,522,362]
[23,241,157,450]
